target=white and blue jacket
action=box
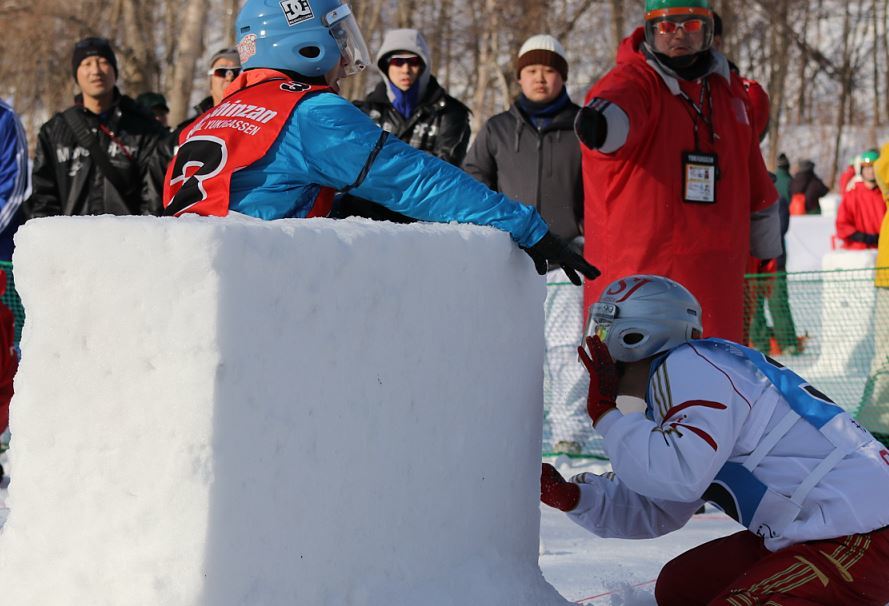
[569,339,889,551]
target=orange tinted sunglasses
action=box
[654,18,705,35]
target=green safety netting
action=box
[543,268,889,458]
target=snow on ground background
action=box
[538,457,738,605]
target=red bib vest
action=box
[163,69,334,217]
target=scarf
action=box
[516,87,571,129]
[388,79,421,119]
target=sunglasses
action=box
[654,18,705,35]
[389,56,422,68]
[208,67,242,79]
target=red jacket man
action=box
[574,0,779,342]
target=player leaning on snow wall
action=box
[162,0,599,286]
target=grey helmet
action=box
[586,275,703,363]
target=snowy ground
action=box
[538,456,738,605]
[0,452,739,605]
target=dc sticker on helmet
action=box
[280,0,314,27]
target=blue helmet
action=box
[236,0,370,78]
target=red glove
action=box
[577,335,619,426]
[540,463,580,512]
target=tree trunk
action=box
[766,0,790,169]
[795,0,812,124]
[609,0,624,59]
[166,0,210,125]
[470,0,499,135]
[222,0,241,47]
[118,0,160,95]
[830,2,853,188]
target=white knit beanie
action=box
[516,34,568,80]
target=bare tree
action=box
[119,0,164,95]
[764,0,791,167]
[165,0,211,124]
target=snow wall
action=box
[0,216,571,606]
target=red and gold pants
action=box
[654,527,889,605]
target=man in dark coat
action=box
[790,159,829,215]
[464,34,588,454]
[463,34,582,243]
[336,28,471,222]
[24,37,170,218]
[356,28,470,165]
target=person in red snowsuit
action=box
[573,0,780,342]
[837,150,885,249]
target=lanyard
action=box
[98,123,135,163]
[677,80,718,150]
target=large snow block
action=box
[0,216,570,605]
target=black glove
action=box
[849,231,879,245]
[574,105,607,150]
[522,232,601,285]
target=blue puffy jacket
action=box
[229,91,548,248]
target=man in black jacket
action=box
[356,28,470,165]
[336,28,471,222]
[790,159,829,215]
[24,37,170,219]
[464,34,588,455]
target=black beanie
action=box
[72,37,118,80]
[777,153,790,170]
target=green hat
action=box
[860,149,880,166]
[136,92,169,113]
[645,0,711,20]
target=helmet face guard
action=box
[323,4,370,77]
[584,275,703,363]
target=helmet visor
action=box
[324,4,370,77]
[583,302,618,345]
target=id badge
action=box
[682,152,718,204]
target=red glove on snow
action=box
[540,463,580,512]
[578,335,619,427]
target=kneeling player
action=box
[541,274,889,605]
